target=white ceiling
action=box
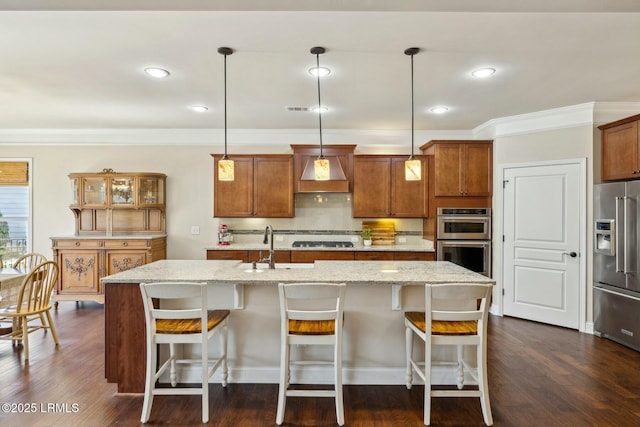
[1,1,639,131]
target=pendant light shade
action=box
[218,47,234,181]
[404,47,421,181]
[311,47,330,181]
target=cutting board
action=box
[362,220,396,245]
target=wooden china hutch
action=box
[51,169,167,305]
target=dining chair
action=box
[405,283,493,426]
[0,261,59,361]
[139,282,229,424]
[13,253,47,271]
[276,282,346,426]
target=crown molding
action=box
[0,127,472,147]
[1,101,638,146]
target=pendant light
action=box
[311,46,330,181]
[217,47,234,181]
[404,47,422,181]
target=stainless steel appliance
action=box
[594,182,640,352]
[436,208,492,277]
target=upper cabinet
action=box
[353,155,428,218]
[68,170,166,235]
[421,140,493,197]
[70,170,165,210]
[212,154,294,218]
[599,114,640,182]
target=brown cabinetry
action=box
[68,170,166,235]
[290,251,355,263]
[599,115,640,181]
[51,236,166,304]
[206,250,291,263]
[421,141,492,197]
[53,170,167,305]
[353,155,428,218]
[213,155,294,218]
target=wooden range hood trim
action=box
[298,156,349,192]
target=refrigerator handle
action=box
[616,196,624,273]
[624,196,630,275]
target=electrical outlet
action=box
[351,237,359,243]
[191,226,200,235]
[398,237,407,244]
[275,235,284,242]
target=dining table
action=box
[0,267,27,309]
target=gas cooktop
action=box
[291,241,354,248]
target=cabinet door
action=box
[394,251,435,261]
[82,177,108,207]
[110,176,135,208]
[254,156,294,218]
[602,120,639,181]
[214,157,254,217]
[58,250,101,295]
[390,157,428,217]
[433,143,463,196]
[138,175,166,207]
[105,250,146,275]
[464,143,493,196]
[353,157,391,217]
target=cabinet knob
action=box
[122,242,128,247]
[75,241,80,246]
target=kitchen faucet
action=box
[260,225,275,269]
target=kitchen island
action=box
[102,259,492,393]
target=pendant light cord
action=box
[223,52,228,159]
[315,52,324,159]
[410,52,415,158]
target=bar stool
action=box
[276,282,346,426]
[405,283,493,426]
[139,282,229,424]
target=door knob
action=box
[564,251,577,258]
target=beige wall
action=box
[493,125,595,325]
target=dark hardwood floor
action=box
[0,302,639,426]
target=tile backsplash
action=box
[216,193,424,236]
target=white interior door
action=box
[502,161,582,329]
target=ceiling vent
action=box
[286,106,310,112]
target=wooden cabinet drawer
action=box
[291,251,354,263]
[394,251,435,261]
[104,239,149,249]
[53,239,102,249]
[355,251,394,261]
[206,250,249,262]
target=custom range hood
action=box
[292,144,355,193]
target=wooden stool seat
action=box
[156,310,230,334]
[404,311,478,335]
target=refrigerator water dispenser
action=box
[595,219,615,256]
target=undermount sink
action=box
[237,262,314,272]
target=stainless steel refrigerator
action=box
[594,181,640,352]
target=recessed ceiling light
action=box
[471,68,496,78]
[190,106,208,113]
[310,106,329,114]
[430,106,449,114]
[144,67,170,78]
[308,66,331,77]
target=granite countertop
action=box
[101,259,492,286]
[204,242,434,252]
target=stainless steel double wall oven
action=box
[436,208,492,277]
